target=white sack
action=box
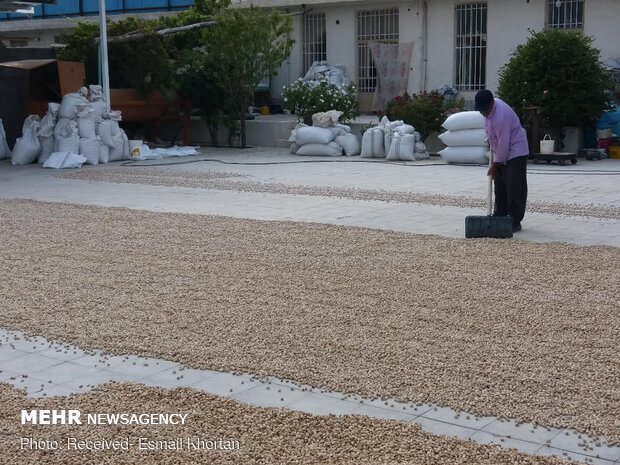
[56,134,80,154]
[97,121,115,147]
[335,123,351,133]
[122,132,129,159]
[47,102,60,118]
[438,129,488,147]
[386,133,415,161]
[99,143,110,164]
[327,126,347,138]
[58,87,89,120]
[106,110,122,122]
[442,111,485,131]
[438,146,490,164]
[335,134,360,156]
[38,137,55,164]
[79,137,101,165]
[77,104,96,138]
[360,127,385,158]
[43,152,87,169]
[288,123,307,142]
[109,133,125,162]
[415,141,427,152]
[312,110,342,128]
[413,131,421,142]
[0,118,12,160]
[386,120,404,131]
[290,143,300,154]
[295,126,336,145]
[395,124,415,135]
[54,118,77,138]
[295,141,343,156]
[11,115,41,165]
[384,132,393,155]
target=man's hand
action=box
[487,162,501,178]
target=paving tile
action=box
[230,384,311,408]
[350,404,418,422]
[481,419,562,444]
[0,345,28,362]
[35,346,89,362]
[0,353,62,374]
[58,371,136,392]
[413,416,478,441]
[284,392,360,416]
[548,432,620,462]
[419,405,496,430]
[536,446,616,464]
[190,372,260,397]
[30,362,109,385]
[142,367,221,388]
[469,430,544,455]
[28,384,76,398]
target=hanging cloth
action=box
[369,42,414,112]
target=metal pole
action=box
[98,0,111,110]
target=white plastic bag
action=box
[0,118,11,160]
[295,142,343,156]
[295,126,336,145]
[438,146,490,164]
[288,123,308,142]
[88,84,107,120]
[438,129,488,146]
[43,152,87,169]
[384,132,393,156]
[79,137,101,165]
[442,111,485,131]
[58,87,89,120]
[386,133,415,161]
[335,134,360,156]
[327,126,347,138]
[360,127,385,158]
[11,115,41,165]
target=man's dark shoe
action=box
[512,223,522,232]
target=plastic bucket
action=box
[540,134,554,154]
[129,140,143,157]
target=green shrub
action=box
[381,91,464,141]
[282,79,359,124]
[497,28,613,135]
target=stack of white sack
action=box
[0,118,10,160]
[438,111,489,164]
[288,111,360,156]
[11,85,130,167]
[361,116,428,161]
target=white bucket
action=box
[540,134,555,154]
[128,139,143,157]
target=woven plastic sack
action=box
[295,141,343,156]
[386,133,415,161]
[438,129,488,146]
[295,126,336,145]
[360,127,385,158]
[442,111,485,131]
[438,146,489,164]
[335,134,360,156]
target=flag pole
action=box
[98,0,111,110]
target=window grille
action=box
[547,0,583,29]
[455,3,487,91]
[356,8,399,93]
[303,13,327,72]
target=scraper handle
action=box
[487,149,493,216]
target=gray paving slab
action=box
[413,416,478,441]
[536,446,616,464]
[189,371,260,397]
[283,391,361,416]
[230,383,311,408]
[419,404,496,430]
[349,403,419,422]
[469,430,547,455]
[548,431,620,461]
[481,419,562,444]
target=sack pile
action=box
[289,111,360,157]
[438,111,489,164]
[361,116,429,161]
[0,118,10,160]
[10,85,130,167]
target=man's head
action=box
[475,89,494,117]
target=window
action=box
[302,13,327,72]
[547,0,583,29]
[455,3,487,91]
[356,8,399,93]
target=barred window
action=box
[356,8,399,93]
[455,3,487,91]
[303,13,327,72]
[547,0,583,29]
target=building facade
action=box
[1,0,618,112]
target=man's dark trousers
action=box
[493,154,528,227]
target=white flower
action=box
[284,97,288,102]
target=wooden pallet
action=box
[529,152,577,165]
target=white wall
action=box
[584,0,620,61]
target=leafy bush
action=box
[381,91,464,141]
[497,28,613,134]
[282,79,359,124]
